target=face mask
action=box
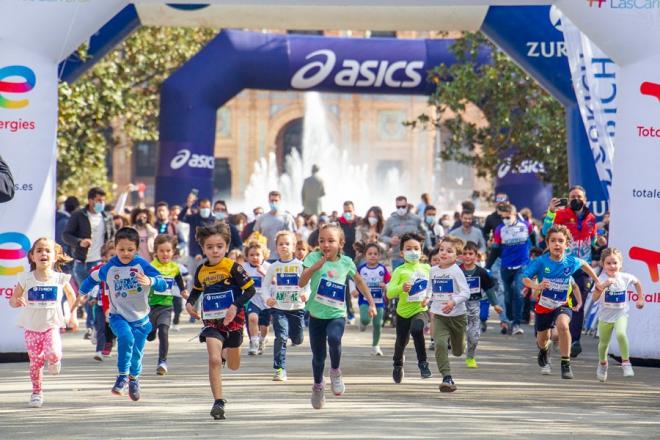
[570,199,584,211]
[502,218,513,227]
[319,216,329,223]
[269,202,279,212]
[368,216,378,226]
[396,207,407,216]
[136,218,146,226]
[441,220,450,228]
[343,212,352,221]
[214,211,226,221]
[425,215,435,225]
[403,250,421,263]
[200,208,211,218]
[94,202,105,214]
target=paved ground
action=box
[1,317,659,439]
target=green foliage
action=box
[57,27,216,198]
[407,32,568,196]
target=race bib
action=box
[370,286,384,305]
[408,277,428,302]
[154,277,175,296]
[202,289,234,320]
[251,276,263,289]
[431,278,453,303]
[603,290,626,309]
[315,277,345,309]
[539,288,568,310]
[27,286,58,308]
[467,276,482,301]
[276,273,299,290]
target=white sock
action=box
[250,336,259,344]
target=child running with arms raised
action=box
[79,228,167,400]
[10,239,78,408]
[299,224,376,409]
[264,231,309,381]
[387,232,433,383]
[242,241,271,355]
[522,224,601,379]
[185,223,256,420]
[591,248,644,381]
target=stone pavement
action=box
[1,318,659,439]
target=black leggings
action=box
[172,297,183,325]
[393,312,427,367]
[157,325,169,362]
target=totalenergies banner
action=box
[0,45,58,354]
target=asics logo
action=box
[170,149,215,170]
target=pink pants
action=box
[24,328,62,394]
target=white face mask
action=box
[403,250,421,263]
[441,220,450,228]
[396,207,407,216]
[368,216,378,226]
[502,218,513,227]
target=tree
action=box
[57,27,216,198]
[407,32,568,196]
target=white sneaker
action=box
[596,363,608,382]
[371,345,383,356]
[273,368,287,382]
[329,369,345,396]
[258,339,265,355]
[248,340,258,356]
[48,360,61,375]
[94,352,104,362]
[171,324,180,332]
[29,393,43,408]
[512,325,524,335]
[540,364,552,375]
[311,384,325,409]
[622,362,635,378]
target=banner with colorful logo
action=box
[0,44,58,354]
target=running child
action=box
[387,232,433,384]
[9,239,78,408]
[460,241,502,369]
[350,242,391,356]
[295,239,309,261]
[591,248,644,381]
[185,223,256,420]
[522,224,602,379]
[147,234,189,375]
[242,241,271,355]
[428,236,470,392]
[79,227,167,400]
[264,231,309,381]
[300,224,376,409]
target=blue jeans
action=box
[501,266,525,326]
[93,304,107,352]
[272,309,305,370]
[308,316,345,384]
[109,314,152,377]
[73,260,100,329]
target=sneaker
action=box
[480,321,487,333]
[28,393,43,408]
[157,361,168,376]
[102,342,112,357]
[47,360,61,375]
[128,378,141,401]
[537,347,549,368]
[311,384,325,409]
[146,331,157,342]
[273,368,287,382]
[570,341,582,358]
[210,399,226,420]
[439,375,457,392]
[392,365,404,384]
[622,362,635,378]
[347,317,356,326]
[512,325,524,335]
[428,339,435,351]
[258,339,265,355]
[561,362,574,379]
[248,340,258,356]
[83,328,92,340]
[465,357,478,369]
[371,345,383,356]
[419,361,433,379]
[540,364,552,375]
[596,363,608,382]
[500,322,509,335]
[94,352,103,362]
[329,369,345,396]
[359,323,367,332]
[111,375,129,396]
[171,324,180,332]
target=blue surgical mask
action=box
[425,215,435,225]
[343,212,352,221]
[270,202,279,212]
[403,250,421,263]
[94,202,105,214]
[200,208,211,218]
[214,211,226,221]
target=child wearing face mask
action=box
[386,232,433,383]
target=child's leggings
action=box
[359,304,384,347]
[598,315,629,362]
[24,328,62,394]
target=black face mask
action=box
[136,218,146,226]
[570,199,584,212]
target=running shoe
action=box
[94,352,104,362]
[439,375,457,392]
[102,342,113,357]
[48,360,61,375]
[28,393,43,408]
[83,328,92,340]
[480,321,487,333]
[392,365,404,384]
[541,363,552,375]
[248,340,258,356]
[371,345,383,356]
[157,361,168,376]
[570,341,582,358]
[500,322,509,335]
[596,363,608,382]
[419,361,433,379]
[428,339,436,351]
[128,377,141,401]
[329,369,345,396]
[210,399,226,420]
[111,375,129,396]
[537,347,549,368]
[561,363,574,379]
[465,357,478,369]
[258,339,265,355]
[273,368,287,382]
[622,362,635,378]
[311,384,325,409]
[171,324,180,332]
[512,325,524,335]
[359,323,367,332]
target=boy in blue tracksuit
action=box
[79,227,166,401]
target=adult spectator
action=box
[482,192,509,241]
[416,193,431,216]
[213,200,243,251]
[56,196,79,254]
[0,154,15,203]
[450,200,479,230]
[542,186,598,358]
[254,190,296,257]
[449,211,486,254]
[421,205,445,253]
[155,202,176,235]
[179,196,216,262]
[131,208,157,261]
[241,206,264,241]
[338,201,360,260]
[301,164,325,216]
[380,196,425,267]
[169,204,189,257]
[297,214,317,243]
[356,206,385,244]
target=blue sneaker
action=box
[111,375,129,396]
[128,378,141,401]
